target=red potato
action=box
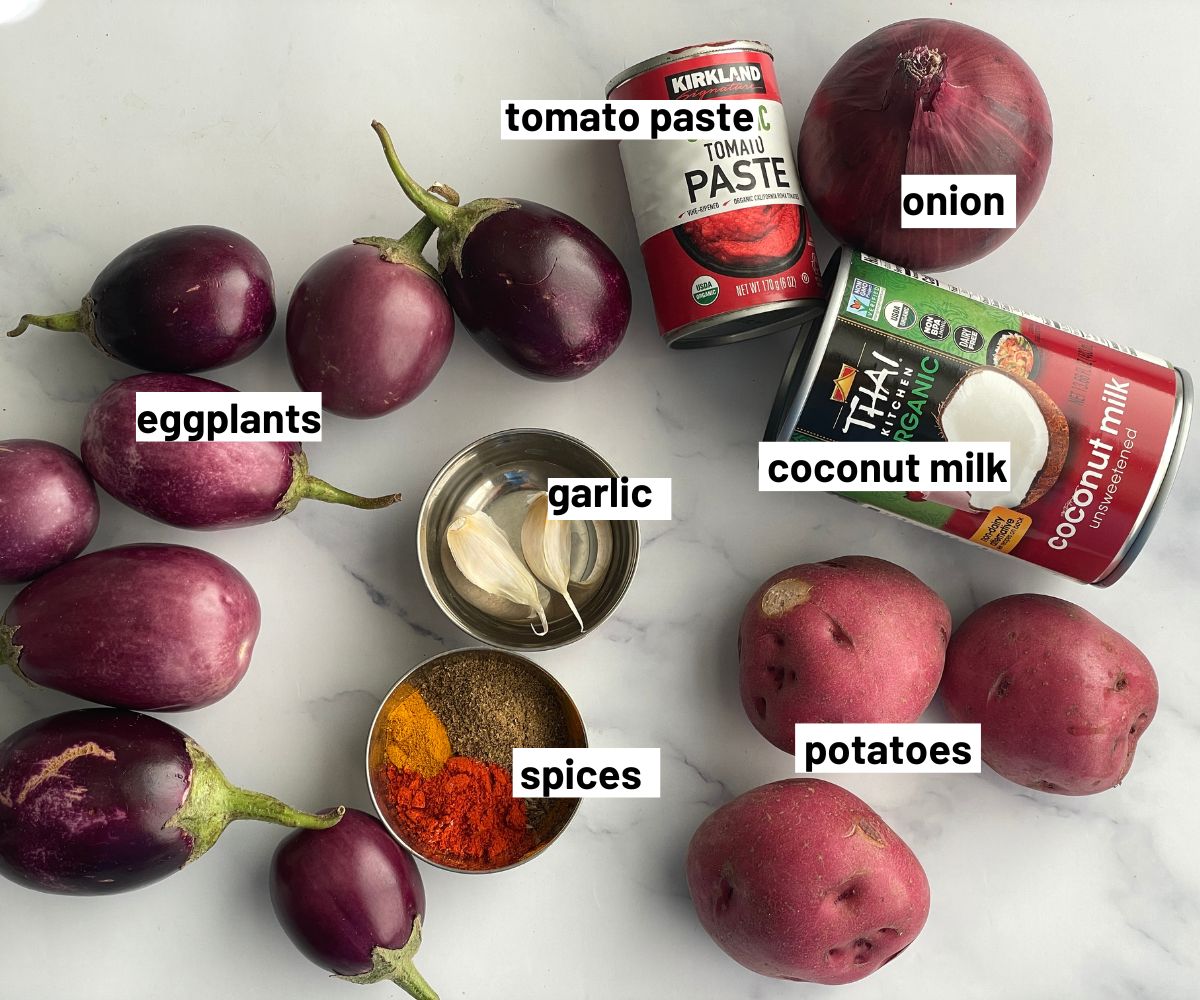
[738,556,950,749]
[686,778,929,985]
[941,594,1158,795]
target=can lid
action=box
[763,250,846,442]
[1095,365,1193,586]
[605,40,775,96]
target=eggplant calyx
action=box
[277,452,402,515]
[0,622,28,683]
[335,917,440,1000]
[354,183,461,282]
[433,196,518,277]
[169,737,345,864]
[369,119,517,276]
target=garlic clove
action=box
[521,492,584,633]
[446,510,549,635]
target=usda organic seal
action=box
[691,275,719,306]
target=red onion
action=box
[797,18,1053,270]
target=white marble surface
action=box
[1,1,1198,997]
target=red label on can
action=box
[608,43,823,344]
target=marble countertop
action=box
[1,1,1197,998]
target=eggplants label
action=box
[134,391,323,442]
[607,43,823,345]
[775,251,1187,584]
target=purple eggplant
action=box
[287,187,458,419]
[371,121,631,381]
[0,439,99,583]
[6,226,275,373]
[80,372,401,529]
[2,543,259,711]
[271,808,438,1000]
[0,708,343,895]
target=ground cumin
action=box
[413,650,570,767]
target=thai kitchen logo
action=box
[845,277,884,322]
[665,61,766,100]
[831,363,857,402]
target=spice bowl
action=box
[366,646,587,873]
[418,427,639,651]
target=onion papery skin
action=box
[797,18,1053,271]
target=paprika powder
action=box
[383,757,530,868]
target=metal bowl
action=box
[365,646,587,873]
[417,428,639,651]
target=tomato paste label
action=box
[608,43,823,345]
[782,252,1183,583]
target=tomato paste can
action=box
[606,41,824,348]
[765,250,1193,585]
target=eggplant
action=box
[0,439,99,583]
[2,543,259,711]
[287,187,458,419]
[271,808,438,999]
[6,226,276,373]
[371,120,631,381]
[80,372,402,529]
[0,709,343,894]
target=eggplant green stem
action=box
[372,121,457,228]
[371,119,517,274]
[6,298,106,354]
[169,738,345,864]
[336,917,440,1000]
[7,308,84,337]
[277,452,401,514]
[353,183,460,279]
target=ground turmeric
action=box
[382,684,451,778]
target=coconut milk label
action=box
[787,253,1181,583]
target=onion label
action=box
[135,391,322,442]
[545,477,672,520]
[795,724,982,775]
[900,174,1016,229]
[514,748,661,798]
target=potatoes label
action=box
[795,724,981,774]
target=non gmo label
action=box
[795,724,981,774]
[545,477,672,520]
[513,748,661,797]
[135,392,322,442]
[900,174,1016,229]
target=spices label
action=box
[514,748,661,798]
